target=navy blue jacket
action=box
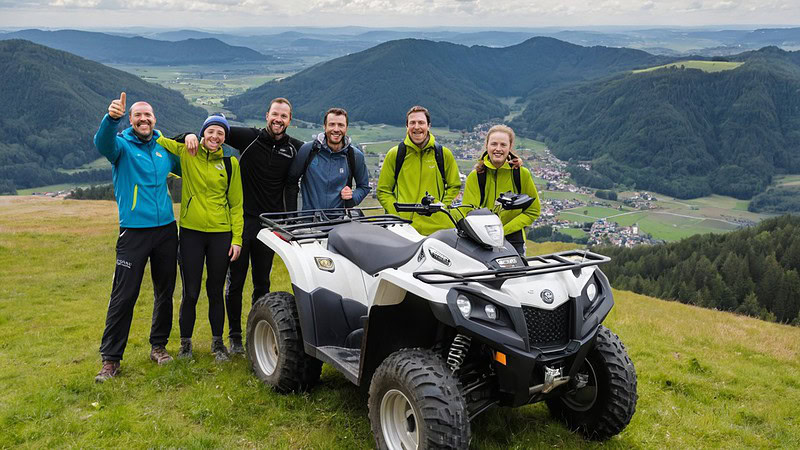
[288,133,370,210]
[94,114,180,228]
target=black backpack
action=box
[393,141,447,191]
[476,151,522,207]
[300,140,357,208]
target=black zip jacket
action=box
[226,127,303,216]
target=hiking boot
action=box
[150,346,173,365]
[178,338,193,360]
[211,337,230,363]
[229,336,245,356]
[95,360,120,383]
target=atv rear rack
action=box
[414,250,610,284]
[260,208,412,241]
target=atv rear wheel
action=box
[246,291,322,393]
[546,325,637,440]
[368,348,470,450]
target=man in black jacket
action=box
[185,98,303,354]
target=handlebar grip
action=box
[394,202,423,213]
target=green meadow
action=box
[1,197,799,448]
[633,60,745,74]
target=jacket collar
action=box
[315,132,352,153]
[403,133,436,152]
[122,127,162,145]
[482,153,512,171]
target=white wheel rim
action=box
[380,389,419,450]
[254,320,278,376]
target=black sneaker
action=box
[178,338,193,360]
[95,360,120,383]
[229,337,245,355]
[212,337,230,363]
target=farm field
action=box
[632,60,744,73]
[1,196,799,448]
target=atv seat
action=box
[328,222,424,275]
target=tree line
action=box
[596,215,800,325]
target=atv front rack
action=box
[414,250,610,284]
[260,208,412,241]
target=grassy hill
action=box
[0,29,269,65]
[224,37,668,129]
[0,40,208,193]
[1,196,798,447]
[512,47,800,199]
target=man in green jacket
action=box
[377,106,461,235]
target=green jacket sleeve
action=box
[377,147,399,215]
[458,171,481,219]
[442,147,461,206]
[227,157,244,247]
[503,168,541,236]
[155,135,185,157]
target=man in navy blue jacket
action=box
[93,92,181,382]
[288,108,370,210]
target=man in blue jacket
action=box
[93,92,181,382]
[288,108,370,210]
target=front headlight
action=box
[485,224,503,244]
[586,283,598,302]
[456,295,472,319]
[484,304,497,320]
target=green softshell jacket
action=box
[462,154,541,238]
[157,136,244,246]
[377,134,462,236]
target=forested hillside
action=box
[0,40,207,193]
[597,215,800,325]
[225,37,667,129]
[512,47,800,199]
[0,29,269,64]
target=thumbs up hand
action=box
[108,92,126,119]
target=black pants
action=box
[179,227,231,339]
[225,215,274,339]
[99,222,178,361]
[506,229,526,258]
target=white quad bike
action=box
[246,193,637,449]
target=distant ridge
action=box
[0,29,270,65]
[0,40,208,192]
[511,46,800,199]
[224,37,668,129]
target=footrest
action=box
[316,346,361,384]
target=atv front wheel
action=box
[546,325,637,440]
[368,348,470,450]
[246,291,322,393]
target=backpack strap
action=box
[301,140,322,178]
[394,141,447,189]
[476,150,522,206]
[223,156,232,197]
[393,141,407,187]
[344,146,356,208]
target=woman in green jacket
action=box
[462,124,541,257]
[157,114,243,361]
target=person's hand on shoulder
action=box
[185,134,199,156]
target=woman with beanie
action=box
[157,114,243,362]
[461,124,541,257]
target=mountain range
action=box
[0,29,270,65]
[0,40,208,193]
[224,37,669,129]
[511,47,800,199]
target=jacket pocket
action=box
[131,184,138,211]
[182,196,193,218]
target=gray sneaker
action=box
[178,338,193,360]
[212,337,230,363]
[95,360,120,383]
[150,346,173,365]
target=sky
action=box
[0,0,799,29]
